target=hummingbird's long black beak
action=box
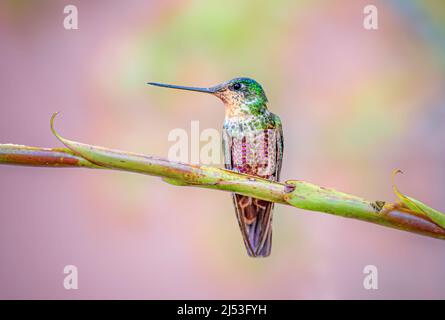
[147,82,221,94]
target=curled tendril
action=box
[392,169,421,212]
[50,112,63,143]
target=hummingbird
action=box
[148,78,283,257]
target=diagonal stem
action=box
[1,140,444,241]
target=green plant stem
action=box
[1,141,444,241]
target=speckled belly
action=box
[231,129,277,178]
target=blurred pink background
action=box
[1,0,445,299]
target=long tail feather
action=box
[232,194,273,257]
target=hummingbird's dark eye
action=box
[232,82,242,91]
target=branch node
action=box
[371,200,386,212]
[284,181,296,193]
